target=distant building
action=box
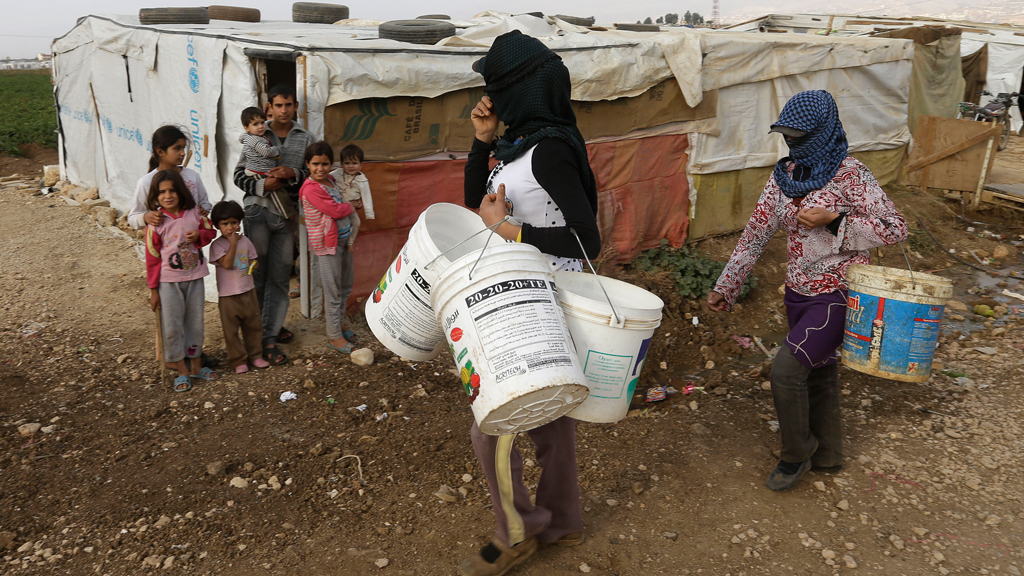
[0,58,51,70]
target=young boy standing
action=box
[209,201,271,374]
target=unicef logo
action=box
[188,68,200,93]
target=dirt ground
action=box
[1,140,1023,576]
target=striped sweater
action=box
[299,176,355,256]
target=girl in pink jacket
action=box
[299,142,361,354]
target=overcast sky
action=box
[3,0,730,59]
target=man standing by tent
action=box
[232,84,314,365]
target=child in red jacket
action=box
[299,142,361,355]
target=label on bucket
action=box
[372,249,443,354]
[843,291,944,376]
[464,279,574,381]
[581,336,652,399]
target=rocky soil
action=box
[1,147,1023,575]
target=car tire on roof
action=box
[416,14,451,20]
[615,23,661,32]
[378,20,457,45]
[207,5,261,23]
[138,7,211,25]
[554,14,595,26]
[292,2,349,24]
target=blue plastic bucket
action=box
[842,265,953,382]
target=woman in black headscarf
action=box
[459,30,601,576]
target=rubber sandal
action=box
[289,287,300,299]
[328,342,354,354]
[342,330,359,343]
[192,366,219,381]
[172,375,192,393]
[277,328,295,343]
[262,346,288,365]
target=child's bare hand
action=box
[198,206,209,217]
[144,210,164,227]
[185,230,200,243]
[150,290,161,311]
[227,232,240,244]
[351,199,363,210]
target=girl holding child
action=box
[145,170,219,392]
[299,142,362,354]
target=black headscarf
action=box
[474,30,597,203]
[771,90,849,198]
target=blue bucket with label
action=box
[842,265,953,382]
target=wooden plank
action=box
[906,124,1002,172]
[846,19,911,25]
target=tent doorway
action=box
[244,49,298,108]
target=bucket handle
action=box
[570,228,624,327]
[879,218,916,289]
[467,216,510,281]
[423,217,510,272]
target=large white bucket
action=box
[365,203,490,361]
[432,242,590,435]
[554,271,664,423]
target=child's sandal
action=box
[172,375,193,393]
[192,367,219,380]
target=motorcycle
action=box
[956,90,1019,152]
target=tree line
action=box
[637,11,706,25]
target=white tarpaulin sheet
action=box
[688,60,912,174]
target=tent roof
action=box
[53,12,913,106]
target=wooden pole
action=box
[155,308,165,387]
[971,133,996,210]
[824,15,835,36]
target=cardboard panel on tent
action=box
[346,134,690,305]
[687,148,907,239]
[323,80,715,161]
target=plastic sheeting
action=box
[687,60,911,175]
[875,26,965,133]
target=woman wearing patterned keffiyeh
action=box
[707,90,908,492]
[458,29,601,576]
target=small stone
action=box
[462,474,473,483]
[0,531,15,550]
[142,555,162,567]
[116,354,130,364]
[351,349,375,366]
[912,527,929,536]
[965,478,982,490]
[822,549,836,559]
[579,563,592,573]
[705,361,715,369]
[844,555,858,568]
[814,481,826,492]
[375,558,389,568]
[207,461,226,476]
[857,455,872,464]
[731,536,741,544]
[303,379,316,389]
[204,401,215,409]
[933,551,945,562]
[606,499,619,507]
[984,514,1002,525]
[162,556,175,569]
[632,482,644,495]
[18,423,41,437]
[760,381,771,391]
[229,477,248,489]
[836,499,850,511]
[94,207,118,227]
[43,165,59,186]
[889,534,905,550]
[75,187,98,203]
[690,423,710,434]
[993,245,1012,260]
[844,542,856,550]
[662,531,678,541]
[946,300,968,312]
[689,401,698,411]
[154,515,171,528]
[943,428,963,439]
[659,361,668,370]
[434,485,457,503]
[974,346,998,355]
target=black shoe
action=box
[812,464,843,474]
[765,459,812,492]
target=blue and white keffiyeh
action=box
[772,90,849,198]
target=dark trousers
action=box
[219,289,264,369]
[770,345,842,466]
[470,416,583,546]
[243,205,294,347]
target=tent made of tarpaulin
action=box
[726,14,1024,132]
[51,13,914,307]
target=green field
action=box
[0,70,57,156]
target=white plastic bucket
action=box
[553,271,664,423]
[842,264,953,382]
[364,203,490,360]
[432,242,590,435]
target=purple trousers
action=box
[470,416,583,546]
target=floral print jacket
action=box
[713,157,907,309]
